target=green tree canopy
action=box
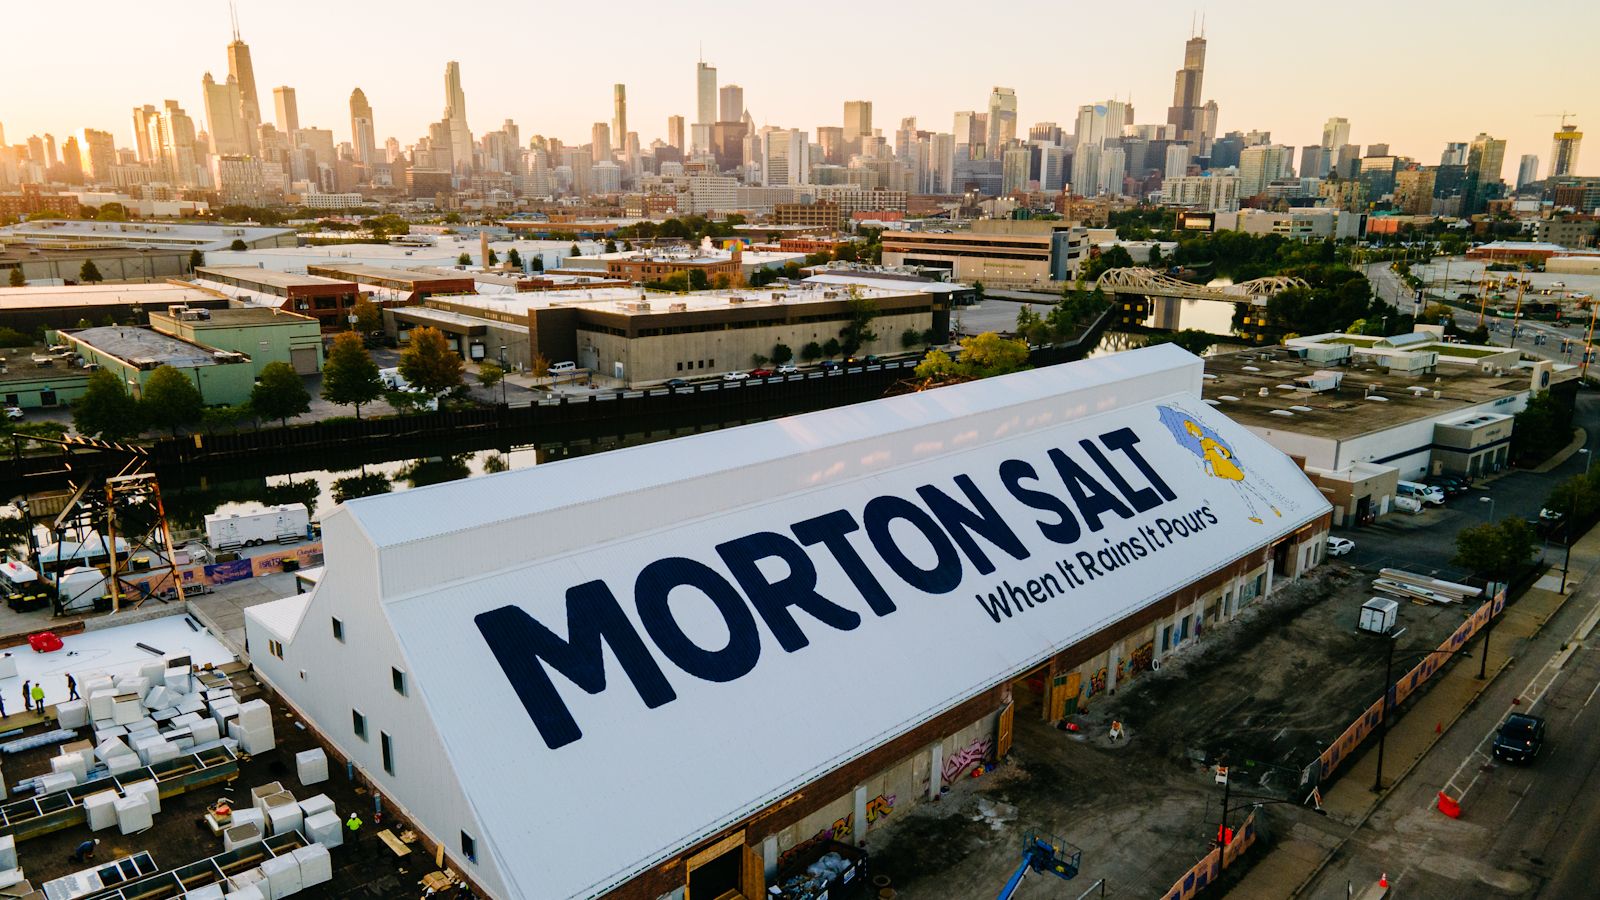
[477,361,505,390]
[771,342,793,364]
[140,366,204,437]
[321,331,384,418]
[822,337,842,358]
[801,341,823,362]
[914,332,1031,382]
[1146,329,1216,356]
[351,298,382,334]
[8,269,24,287]
[229,239,247,251]
[458,252,472,266]
[189,250,204,271]
[1453,517,1536,585]
[72,368,143,441]
[398,326,464,395]
[79,260,104,283]
[838,296,879,356]
[688,269,710,291]
[95,203,128,221]
[506,248,522,268]
[1512,391,1573,465]
[250,361,311,426]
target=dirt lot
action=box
[865,562,1479,898]
[8,665,469,899]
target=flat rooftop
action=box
[64,326,232,368]
[0,220,292,250]
[153,306,317,327]
[305,263,475,285]
[1201,346,1541,440]
[442,283,922,318]
[0,283,227,309]
[195,266,356,289]
[396,306,529,333]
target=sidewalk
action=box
[1226,524,1600,898]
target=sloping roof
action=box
[336,344,1329,899]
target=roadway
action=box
[1300,572,1600,898]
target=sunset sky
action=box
[3,0,1593,180]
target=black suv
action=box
[1492,713,1546,764]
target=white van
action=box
[548,361,577,374]
[1396,481,1445,506]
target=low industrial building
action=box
[148,305,325,375]
[0,282,230,332]
[52,325,256,406]
[193,266,363,332]
[305,264,476,305]
[388,305,531,370]
[242,345,1331,900]
[424,283,943,384]
[0,352,91,410]
[0,220,294,285]
[1202,342,1574,523]
[881,220,1089,287]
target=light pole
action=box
[1480,494,1495,524]
[1561,448,1591,594]
[498,344,508,406]
[1373,626,1406,793]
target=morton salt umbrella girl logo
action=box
[1157,404,1288,524]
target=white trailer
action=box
[205,504,311,550]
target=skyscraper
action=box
[1551,124,1582,179]
[843,101,873,154]
[1321,117,1350,151]
[953,111,985,160]
[719,85,743,124]
[667,116,685,152]
[1464,132,1507,214]
[226,12,261,155]
[1238,145,1291,197]
[761,129,809,187]
[695,61,717,152]
[591,123,613,163]
[443,61,474,174]
[1516,155,1540,190]
[1165,144,1190,179]
[202,73,249,155]
[349,88,376,165]
[273,86,299,135]
[613,85,628,153]
[81,128,116,181]
[1166,29,1207,144]
[987,87,1017,160]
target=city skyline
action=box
[2,0,1593,178]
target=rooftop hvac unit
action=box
[728,296,745,304]
[1258,387,1270,397]
[668,302,688,312]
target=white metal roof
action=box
[328,344,1329,899]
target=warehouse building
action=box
[242,345,1330,900]
[424,283,940,385]
[304,264,476,305]
[193,265,363,332]
[881,221,1090,287]
[51,325,257,406]
[148,305,325,375]
[0,282,230,332]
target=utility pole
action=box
[1373,627,1406,793]
[1584,299,1600,380]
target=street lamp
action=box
[1479,495,1495,523]
[498,344,508,406]
[1369,629,1477,792]
[1561,448,1591,594]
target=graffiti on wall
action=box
[778,814,853,869]
[1130,641,1155,674]
[1087,666,1108,699]
[866,793,896,826]
[942,737,992,785]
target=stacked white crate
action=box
[303,811,342,848]
[233,699,275,754]
[84,790,119,831]
[50,753,86,784]
[292,844,332,887]
[124,779,160,814]
[114,795,152,834]
[227,869,269,900]
[294,749,328,786]
[297,794,334,819]
[185,883,225,900]
[264,793,302,836]
[261,853,303,896]
[87,690,117,722]
[35,772,75,794]
[55,700,88,729]
[224,822,263,852]
[111,693,143,726]
[250,782,284,814]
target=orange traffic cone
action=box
[1379,873,1389,889]
[1437,791,1461,818]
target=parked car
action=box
[3,407,21,420]
[748,368,774,378]
[1424,475,1471,497]
[1539,507,1565,523]
[1491,713,1546,764]
[820,360,842,372]
[664,378,688,388]
[775,363,799,374]
[722,371,750,381]
[1326,536,1355,557]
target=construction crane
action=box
[996,832,1081,900]
[1537,111,1579,128]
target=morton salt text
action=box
[477,426,1198,750]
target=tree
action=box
[477,361,505,391]
[771,342,793,364]
[801,341,823,362]
[95,203,127,221]
[914,332,1031,382]
[901,328,922,349]
[487,249,499,266]
[72,368,143,440]
[7,269,24,287]
[458,252,472,266]
[569,243,581,257]
[1015,304,1042,334]
[321,331,384,418]
[189,250,204,272]
[79,260,104,283]
[604,239,618,253]
[1083,245,1136,281]
[688,269,710,291]
[399,326,464,395]
[351,298,382,334]
[822,337,842,358]
[229,239,247,251]
[1146,329,1216,356]
[250,361,311,427]
[1545,475,1600,527]
[1512,391,1573,465]
[140,366,204,437]
[1454,518,1536,590]
[838,296,879,357]
[530,255,544,273]
[506,248,522,269]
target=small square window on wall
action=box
[352,709,367,740]
[268,640,284,659]
[380,732,395,775]
[331,617,344,642]
[392,667,407,696]
[461,831,477,863]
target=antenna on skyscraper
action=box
[1201,12,1206,37]
[1191,12,1196,37]
[230,0,240,41]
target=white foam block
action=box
[209,698,239,724]
[36,772,76,795]
[114,795,152,834]
[294,748,328,786]
[111,695,143,726]
[142,686,174,710]
[165,668,193,693]
[137,661,166,685]
[224,821,264,852]
[236,699,271,731]
[303,811,342,848]
[106,754,141,776]
[50,754,86,783]
[84,790,119,831]
[55,699,89,729]
[185,884,224,900]
[228,870,269,900]
[146,742,179,766]
[189,718,220,744]
[267,802,302,837]
[124,778,160,814]
[88,690,116,721]
[298,794,334,819]
[229,884,266,900]
[261,854,302,897]
[94,737,133,762]
[113,676,150,697]
[0,835,15,871]
[238,724,275,755]
[292,844,332,887]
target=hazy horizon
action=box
[3,0,1594,180]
